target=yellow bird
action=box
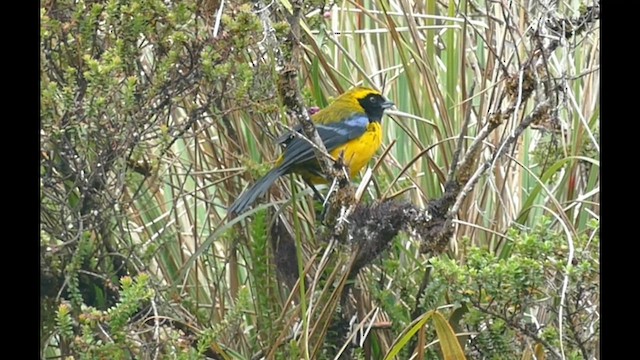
[229,87,394,215]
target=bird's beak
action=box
[381,99,395,109]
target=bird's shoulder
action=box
[276,112,368,146]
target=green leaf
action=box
[385,310,466,360]
[431,311,467,360]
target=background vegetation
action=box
[41,0,599,359]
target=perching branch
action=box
[255,0,356,239]
[254,0,339,184]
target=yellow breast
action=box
[329,122,383,177]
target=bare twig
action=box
[151,297,160,360]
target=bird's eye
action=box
[369,96,377,103]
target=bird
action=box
[229,86,394,216]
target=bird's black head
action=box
[357,91,395,122]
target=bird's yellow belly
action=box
[329,122,382,178]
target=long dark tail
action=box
[229,166,287,216]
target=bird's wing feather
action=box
[277,114,369,170]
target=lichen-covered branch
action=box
[255,0,357,238]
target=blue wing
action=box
[277,114,369,171]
